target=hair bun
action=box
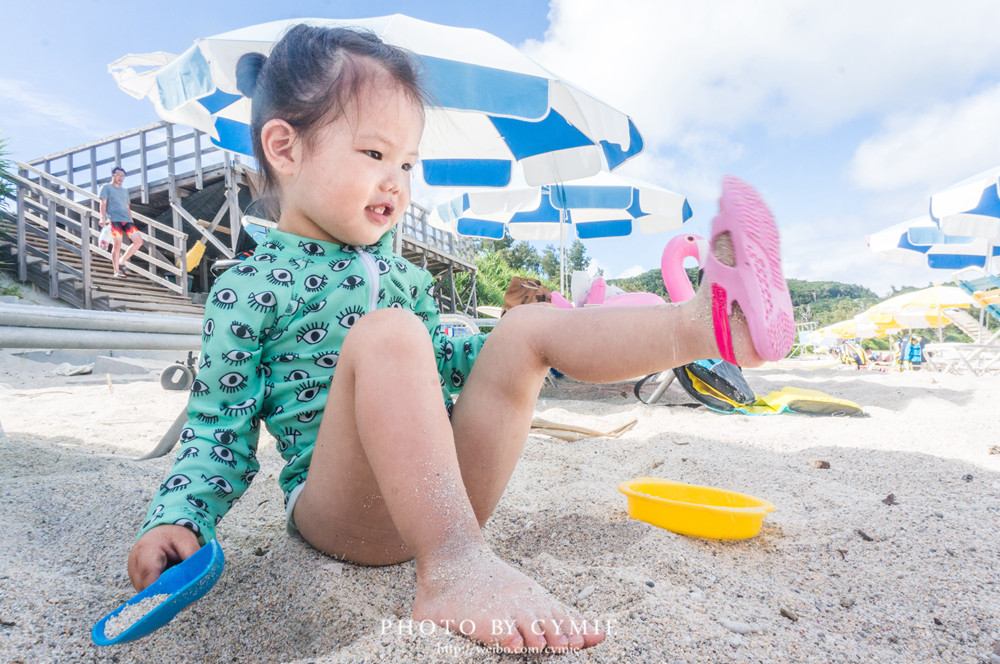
[236,52,267,97]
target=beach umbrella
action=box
[108,15,643,189]
[863,285,978,340]
[930,165,1000,242]
[426,171,692,290]
[929,166,1000,274]
[868,217,1000,270]
[809,318,882,343]
[871,285,977,313]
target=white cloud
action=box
[615,264,646,279]
[525,0,1000,147]
[0,77,109,136]
[849,82,1000,193]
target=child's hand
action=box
[127,525,201,592]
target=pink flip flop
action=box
[704,176,795,365]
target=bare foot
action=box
[413,545,605,653]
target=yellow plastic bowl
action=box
[618,477,775,540]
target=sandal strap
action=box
[712,283,738,365]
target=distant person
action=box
[99,166,143,277]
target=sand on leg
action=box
[290,308,596,652]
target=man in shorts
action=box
[99,166,144,277]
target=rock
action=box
[728,634,744,647]
[839,597,855,608]
[962,474,974,482]
[988,445,1000,455]
[989,654,1000,664]
[881,493,897,505]
[253,547,267,556]
[780,607,799,621]
[576,585,595,600]
[719,619,756,634]
[809,460,831,469]
[856,529,874,541]
[645,581,655,588]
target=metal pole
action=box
[0,303,202,334]
[0,326,201,350]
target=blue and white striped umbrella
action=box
[930,165,1000,243]
[109,15,643,189]
[427,171,691,291]
[868,216,1000,270]
[428,171,692,241]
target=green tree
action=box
[540,245,560,281]
[504,241,542,273]
[0,136,13,207]
[565,240,591,273]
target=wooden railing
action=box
[398,201,476,263]
[4,162,189,302]
[26,121,232,207]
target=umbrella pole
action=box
[559,209,566,293]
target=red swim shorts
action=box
[110,221,138,237]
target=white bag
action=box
[98,224,112,250]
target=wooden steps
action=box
[1,222,204,317]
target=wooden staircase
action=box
[0,120,481,318]
[0,222,203,315]
[0,218,204,316]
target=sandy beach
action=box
[1,352,998,664]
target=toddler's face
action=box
[279,80,424,247]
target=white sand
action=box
[1,356,998,663]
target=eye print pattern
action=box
[330,258,352,272]
[212,288,238,309]
[303,274,328,292]
[296,322,328,345]
[160,474,191,495]
[214,429,238,445]
[295,381,324,404]
[337,305,364,329]
[340,275,364,290]
[219,372,248,393]
[266,268,294,286]
[230,322,256,341]
[284,369,310,382]
[299,241,325,256]
[150,242,483,539]
[303,300,327,315]
[248,291,277,313]
[312,351,339,369]
[222,349,253,366]
[210,445,237,467]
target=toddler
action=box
[128,23,795,654]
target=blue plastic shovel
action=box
[92,539,225,646]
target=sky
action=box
[3,0,1000,296]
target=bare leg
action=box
[111,235,123,273]
[292,309,597,652]
[450,254,760,526]
[292,238,764,653]
[121,232,143,266]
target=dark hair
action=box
[112,166,125,175]
[236,24,426,206]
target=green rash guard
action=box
[138,227,486,545]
